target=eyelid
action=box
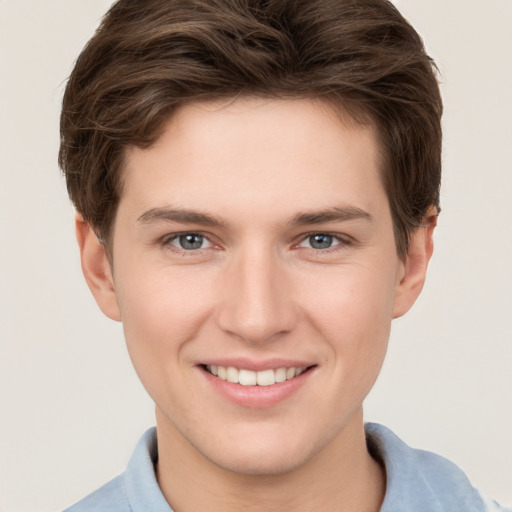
[160,231,217,252]
[158,230,353,254]
[294,231,353,250]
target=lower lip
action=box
[200,367,313,408]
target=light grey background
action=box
[1,1,511,510]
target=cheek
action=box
[115,267,215,378]
[118,262,214,327]
[300,264,396,374]
[303,263,397,331]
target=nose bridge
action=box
[217,242,296,344]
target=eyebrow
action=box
[289,206,372,226]
[137,205,372,229]
[137,207,226,228]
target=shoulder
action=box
[63,474,130,512]
[365,423,510,512]
[63,427,173,512]
[476,490,512,512]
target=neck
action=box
[155,408,385,512]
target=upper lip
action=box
[198,358,316,372]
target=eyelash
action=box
[160,232,214,253]
[293,232,353,257]
[159,231,352,254]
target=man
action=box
[59,0,509,510]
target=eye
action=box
[167,233,212,251]
[298,233,343,250]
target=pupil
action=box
[180,234,203,250]
[310,234,332,249]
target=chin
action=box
[208,444,313,476]
[195,424,328,477]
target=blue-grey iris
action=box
[179,234,204,250]
[309,234,333,249]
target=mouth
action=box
[203,364,314,386]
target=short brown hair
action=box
[59,0,442,259]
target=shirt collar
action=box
[124,427,173,512]
[123,424,485,512]
[365,423,484,512]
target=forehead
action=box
[119,97,386,224]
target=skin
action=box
[77,97,435,512]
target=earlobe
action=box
[392,209,437,319]
[75,214,121,321]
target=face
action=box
[80,97,428,475]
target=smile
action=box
[205,365,308,386]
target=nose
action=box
[216,246,298,345]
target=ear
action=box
[393,208,437,319]
[75,214,121,321]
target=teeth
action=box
[275,367,287,383]
[256,369,275,386]
[239,369,257,386]
[226,366,239,383]
[217,366,227,381]
[205,365,307,386]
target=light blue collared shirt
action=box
[64,424,510,512]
